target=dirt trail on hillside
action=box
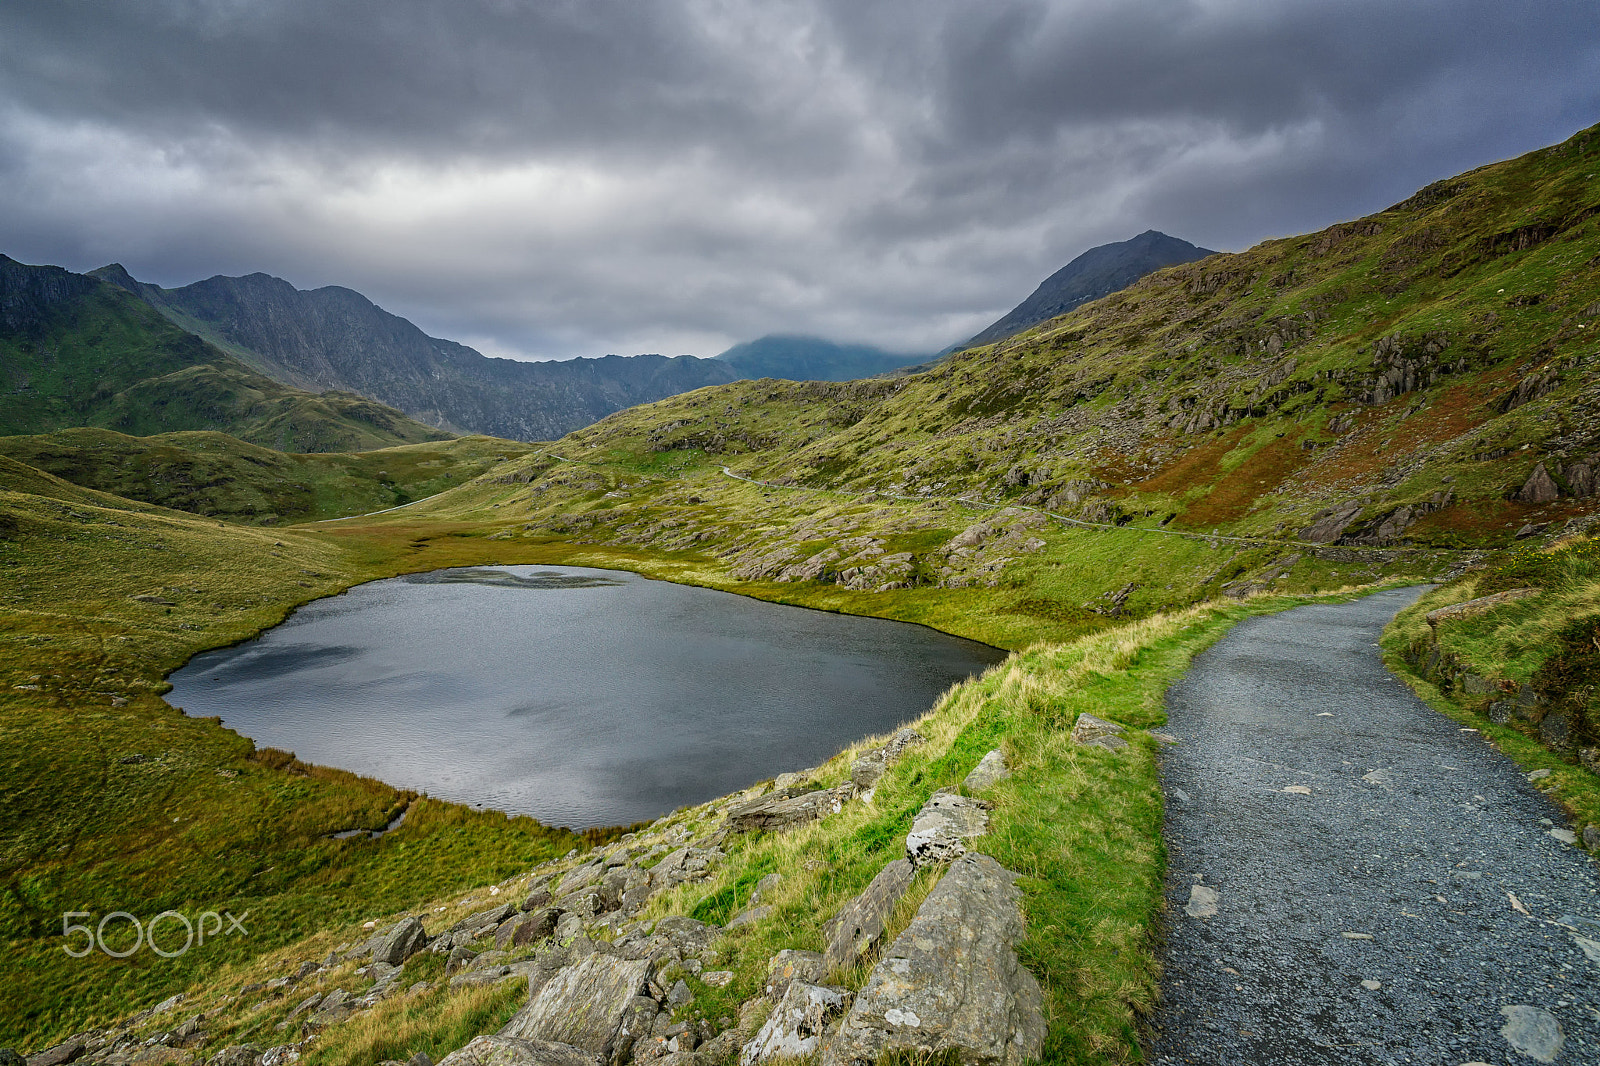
[1151,587,1600,1065]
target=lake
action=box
[165,565,1006,828]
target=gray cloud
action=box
[1,0,1596,358]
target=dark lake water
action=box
[166,565,1006,828]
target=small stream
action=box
[167,565,1006,828]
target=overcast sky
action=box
[2,1,1597,360]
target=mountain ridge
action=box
[714,334,930,381]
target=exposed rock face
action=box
[373,917,429,967]
[963,750,1010,792]
[905,792,991,867]
[1071,713,1129,750]
[823,854,1046,1066]
[726,786,853,835]
[822,859,916,975]
[739,983,853,1065]
[436,1036,601,1066]
[1517,462,1561,504]
[765,950,825,1001]
[498,955,651,1055]
[1300,501,1364,543]
[1424,588,1541,629]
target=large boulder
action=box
[739,983,853,1065]
[374,917,429,966]
[436,1036,599,1066]
[822,859,915,974]
[823,854,1046,1066]
[726,787,853,835]
[765,950,825,1001]
[498,954,651,1055]
[1424,588,1541,630]
[905,792,990,867]
[25,1036,88,1066]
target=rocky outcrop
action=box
[821,859,915,974]
[437,1036,600,1066]
[373,918,429,967]
[822,854,1046,1066]
[1424,588,1541,630]
[498,955,651,1055]
[905,792,991,867]
[739,983,853,1065]
[726,785,854,835]
[850,728,925,793]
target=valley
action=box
[1,123,1598,1064]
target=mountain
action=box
[961,230,1216,349]
[714,334,930,381]
[0,256,449,452]
[93,266,741,441]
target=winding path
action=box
[1152,586,1600,1065]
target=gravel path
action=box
[1150,586,1600,1065]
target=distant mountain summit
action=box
[715,335,929,382]
[91,266,740,442]
[963,230,1215,348]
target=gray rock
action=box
[766,949,825,1000]
[24,1035,87,1066]
[649,847,723,891]
[204,1047,262,1066]
[436,1036,600,1066]
[851,751,888,791]
[1585,825,1600,851]
[884,728,926,760]
[1499,1005,1564,1063]
[499,954,651,1054]
[453,904,517,936]
[553,913,585,942]
[374,917,429,967]
[610,997,660,1066]
[1527,768,1552,782]
[1488,699,1514,724]
[749,872,782,906]
[1540,711,1573,751]
[726,786,854,835]
[652,916,722,959]
[822,859,915,974]
[407,1052,434,1066]
[905,791,991,867]
[963,750,1010,792]
[556,861,606,897]
[739,983,852,1065]
[1071,713,1128,750]
[666,980,694,1009]
[0,1051,24,1066]
[726,905,772,929]
[822,853,1045,1066]
[1184,885,1219,919]
[286,993,323,1021]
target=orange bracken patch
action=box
[1176,426,1314,527]
[1121,426,1253,497]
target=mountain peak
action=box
[962,231,1215,349]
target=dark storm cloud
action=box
[0,0,1596,358]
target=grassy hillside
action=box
[0,429,537,525]
[0,256,452,452]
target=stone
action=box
[453,904,517,937]
[286,993,323,1020]
[498,954,651,1054]
[259,1047,300,1066]
[962,750,1010,792]
[1572,935,1600,964]
[610,997,660,1065]
[1488,699,1515,724]
[553,913,584,942]
[1540,711,1573,751]
[436,1036,600,1066]
[374,917,429,967]
[1300,501,1364,543]
[1184,886,1219,919]
[1527,768,1552,781]
[726,786,854,835]
[1550,828,1577,845]
[766,950,825,1000]
[749,872,782,906]
[556,862,606,897]
[652,916,722,959]
[1071,713,1128,750]
[905,791,990,867]
[0,1051,23,1066]
[1517,463,1561,504]
[822,859,916,975]
[726,905,772,929]
[739,983,853,1065]
[822,853,1045,1066]
[851,752,888,791]
[26,1037,88,1066]
[649,847,723,892]
[1282,785,1312,795]
[1360,979,1381,990]
[1585,825,1600,850]
[1499,1005,1564,1063]
[1424,588,1541,630]
[1581,750,1600,776]
[205,1050,262,1066]
[666,980,694,1009]
[519,908,561,945]
[701,971,734,987]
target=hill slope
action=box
[714,334,930,381]
[961,230,1216,348]
[0,257,449,452]
[94,266,741,441]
